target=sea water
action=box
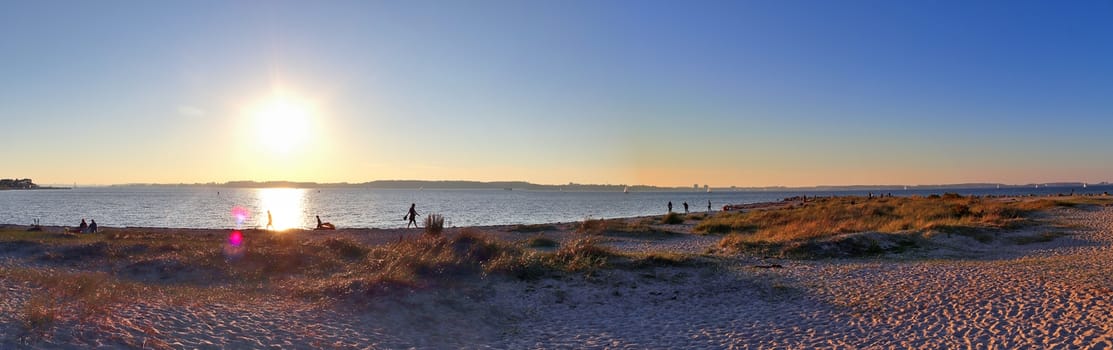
[0,185,1107,229]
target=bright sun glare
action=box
[257,188,306,230]
[252,96,314,154]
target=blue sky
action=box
[1,0,1111,186]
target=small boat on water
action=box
[623,186,629,194]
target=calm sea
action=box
[0,186,1107,230]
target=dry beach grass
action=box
[1,195,1112,348]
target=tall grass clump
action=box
[424,213,445,236]
[577,217,606,235]
[702,196,1089,255]
[548,236,613,271]
[661,212,684,225]
[575,217,665,238]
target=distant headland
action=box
[0,178,68,190]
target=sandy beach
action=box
[2,201,1112,349]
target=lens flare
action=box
[224,230,246,259]
[229,230,244,246]
[232,206,250,226]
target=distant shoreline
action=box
[0,187,70,191]
[104,179,1110,192]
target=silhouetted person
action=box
[708,200,712,212]
[316,215,335,230]
[683,202,689,214]
[89,219,98,233]
[667,201,673,213]
[78,219,88,233]
[407,203,420,228]
[266,210,273,230]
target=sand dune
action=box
[2,207,1113,348]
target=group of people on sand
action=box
[667,200,713,214]
[74,218,98,233]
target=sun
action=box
[252,95,314,154]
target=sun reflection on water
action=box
[256,188,307,230]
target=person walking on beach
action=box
[406,203,420,228]
[708,200,712,212]
[683,202,689,214]
[667,201,673,213]
[266,210,273,230]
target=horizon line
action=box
[40,179,1112,189]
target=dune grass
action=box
[1,267,139,341]
[0,223,694,321]
[0,222,665,343]
[424,213,445,236]
[701,195,1113,256]
[661,212,684,224]
[525,235,559,248]
[576,217,678,239]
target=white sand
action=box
[3,208,1113,348]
